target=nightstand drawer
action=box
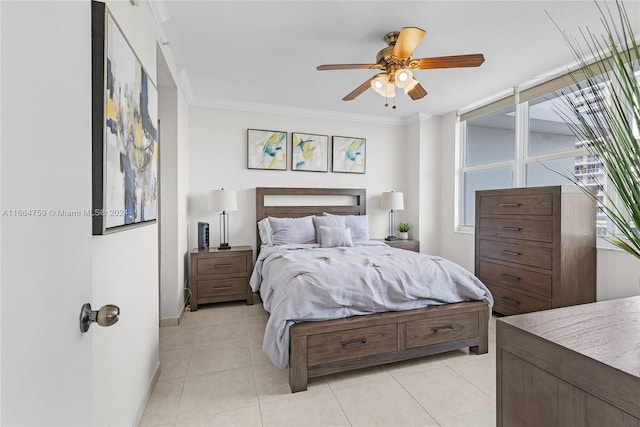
[198,277,247,298]
[406,312,478,349]
[478,239,552,270]
[478,217,552,243]
[197,255,247,276]
[307,324,397,366]
[489,285,551,315]
[479,193,552,216]
[478,260,552,298]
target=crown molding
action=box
[147,0,169,24]
[188,96,413,126]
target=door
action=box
[1,1,93,424]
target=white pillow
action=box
[312,215,346,238]
[324,213,369,241]
[268,216,316,245]
[318,226,353,248]
[257,218,273,246]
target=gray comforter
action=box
[250,241,493,368]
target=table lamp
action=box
[209,188,238,249]
[380,191,404,241]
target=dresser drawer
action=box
[197,255,247,277]
[479,239,552,270]
[307,324,397,366]
[479,193,552,216]
[489,285,551,315]
[478,217,552,243]
[406,312,478,349]
[478,260,552,298]
[198,277,247,298]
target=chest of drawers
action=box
[475,186,596,315]
[190,246,253,311]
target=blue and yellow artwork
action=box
[332,136,366,174]
[247,129,287,170]
[292,133,328,172]
[104,13,158,230]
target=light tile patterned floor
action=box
[141,301,497,427]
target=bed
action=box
[252,187,492,392]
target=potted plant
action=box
[557,1,640,260]
[397,222,410,240]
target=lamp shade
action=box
[208,189,238,212]
[380,191,404,210]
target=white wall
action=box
[438,113,640,300]
[93,0,190,424]
[187,107,412,253]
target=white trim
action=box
[130,361,161,427]
[177,66,194,104]
[147,0,169,24]
[189,95,409,125]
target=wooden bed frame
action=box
[256,187,489,392]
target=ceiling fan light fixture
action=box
[394,68,413,88]
[371,75,388,95]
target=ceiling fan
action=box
[317,27,485,107]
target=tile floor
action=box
[140,300,497,427]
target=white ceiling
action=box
[154,0,640,122]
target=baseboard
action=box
[159,305,186,327]
[130,361,161,427]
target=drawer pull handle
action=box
[501,296,520,305]
[502,226,522,231]
[214,285,233,290]
[498,203,521,207]
[501,273,520,281]
[215,263,233,268]
[342,339,368,349]
[501,250,520,257]
[433,326,458,334]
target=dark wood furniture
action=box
[256,187,489,392]
[190,246,253,311]
[475,186,596,315]
[375,239,420,252]
[497,296,640,426]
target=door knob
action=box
[79,303,120,333]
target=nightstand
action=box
[375,239,420,252]
[190,246,253,311]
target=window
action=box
[459,101,516,227]
[459,77,614,236]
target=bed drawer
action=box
[478,239,552,270]
[479,193,552,216]
[406,312,479,349]
[477,260,552,298]
[489,285,552,315]
[197,277,247,298]
[307,324,397,366]
[478,217,552,243]
[197,255,247,277]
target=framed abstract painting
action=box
[91,1,158,235]
[247,129,287,170]
[332,136,366,174]
[291,132,328,172]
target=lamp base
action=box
[218,243,231,250]
[385,236,399,241]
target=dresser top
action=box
[498,296,640,379]
[191,245,252,254]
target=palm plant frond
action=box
[555,0,640,259]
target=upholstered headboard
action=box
[255,187,366,249]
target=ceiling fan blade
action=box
[342,75,380,101]
[317,64,378,71]
[392,27,426,58]
[406,81,428,100]
[414,54,485,69]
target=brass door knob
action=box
[79,303,120,333]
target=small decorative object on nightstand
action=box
[190,246,253,311]
[375,238,419,252]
